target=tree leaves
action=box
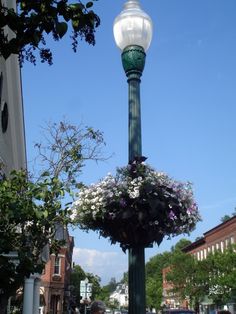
[0,118,106,309]
[0,0,100,65]
[86,2,94,9]
[56,21,68,38]
[166,244,236,309]
[0,169,69,302]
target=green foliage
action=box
[171,238,191,252]
[120,272,128,284]
[146,277,162,311]
[220,207,236,223]
[96,285,111,305]
[109,299,120,310]
[166,244,236,309]
[0,119,106,309]
[0,169,69,301]
[86,273,101,299]
[145,251,172,311]
[206,245,236,304]
[145,239,191,312]
[107,277,117,293]
[166,248,205,307]
[70,265,86,306]
[70,266,102,307]
[221,215,231,223]
[96,277,117,305]
[0,0,100,65]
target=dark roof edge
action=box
[203,215,236,236]
[182,216,236,252]
[182,237,206,252]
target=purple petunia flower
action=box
[168,210,177,220]
[120,199,127,207]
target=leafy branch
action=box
[0,0,100,65]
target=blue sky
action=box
[22,0,236,284]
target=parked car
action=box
[162,309,195,314]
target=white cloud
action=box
[73,247,127,285]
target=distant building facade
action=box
[40,226,74,314]
[162,266,188,309]
[182,216,236,259]
[110,284,129,308]
[162,217,236,312]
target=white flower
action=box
[70,208,77,221]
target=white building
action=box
[110,284,129,308]
[0,1,41,313]
[0,1,26,173]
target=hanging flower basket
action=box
[72,157,201,251]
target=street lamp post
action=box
[113,1,153,314]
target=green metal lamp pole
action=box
[122,46,146,162]
[122,45,146,314]
[113,1,153,313]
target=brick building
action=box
[40,226,74,314]
[162,216,236,312]
[182,216,236,258]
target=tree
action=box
[70,265,86,307]
[221,208,236,223]
[96,285,111,306]
[206,245,236,305]
[0,0,100,65]
[34,119,106,192]
[0,169,69,311]
[166,248,211,311]
[145,251,172,312]
[0,120,106,312]
[145,239,191,312]
[146,277,162,312]
[120,272,128,285]
[221,215,231,223]
[166,244,236,310]
[171,238,191,252]
[70,266,102,308]
[107,277,117,293]
[86,272,101,300]
[96,277,117,308]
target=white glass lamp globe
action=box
[113,0,153,52]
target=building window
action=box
[211,245,215,253]
[207,247,211,253]
[220,241,224,252]
[1,101,8,133]
[197,251,200,260]
[200,250,203,260]
[230,236,235,244]
[204,249,207,259]
[54,257,61,275]
[216,243,219,250]
[225,238,229,248]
